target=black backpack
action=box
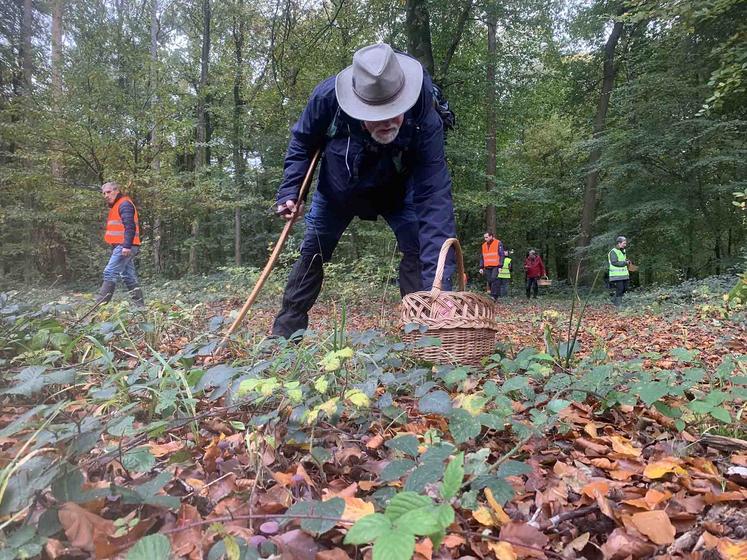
[432,83,456,137]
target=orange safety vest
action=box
[481,239,501,268]
[104,196,141,246]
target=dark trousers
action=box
[497,278,510,297]
[272,191,422,338]
[484,267,499,299]
[611,279,629,307]
[526,277,539,298]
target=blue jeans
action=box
[103,245,140,288]
[272,191,422,337]
[497,278,510,297]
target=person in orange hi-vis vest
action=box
[478,231,504,301]
[96,182,144,306]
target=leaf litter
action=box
[0,294,745,559]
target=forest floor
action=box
[0,276,746,560]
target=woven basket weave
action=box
[401,238,498,365]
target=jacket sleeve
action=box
[499,241,505,265]
[410,78,457,290]
[479,251,484,269]
[276,77,338,206]
[118,201,136,249]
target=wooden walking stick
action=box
[218,149,322,349]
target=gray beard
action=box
[370,127,400,145]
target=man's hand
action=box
[276,200,304,223]
[479,268,484,275]
[121,247,132,257]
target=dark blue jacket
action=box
[275,74,456,288]
[113,194,137,249]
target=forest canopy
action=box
[0,0,744,286]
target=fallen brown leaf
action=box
[366,434,384,449]
[622,489,672,511]
[317,548,352,560]
[415,537,433,560]
[600,528,657,560]
[273,529,321,560]
[498,522,548,559]
[487,541,517,560]
[643,457,687,479]
[170,503,204,560]
[630,510,676,545]
[58,502,115,553]
[443,534,466,548]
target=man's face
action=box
[529,250,536,257]
[363,114,404,145]
[102,185,119,207]
[619,239,627,249]
[483,233,493,243]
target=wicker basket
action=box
[401,238,499,365]
[627,264,639,272]
[537,276,552,287]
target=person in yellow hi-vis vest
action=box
[608,236,631,308]
[496,249,512,298]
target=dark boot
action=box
[95,280,116,305]
[398,252,422,296]
[272,255,325,339]
[130,286,145,308]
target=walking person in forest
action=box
[271,43,456,338]
[479,232,504,301]
[523,249,546,299]
[95,182,145,307]
[497,249,512,297]
[608,236,631,308]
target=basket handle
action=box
[431,238,465,294]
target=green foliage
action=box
[125,534,172,560]
[0,280,744,559]
[1,0,743,289]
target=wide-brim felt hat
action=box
[335,43,424,122]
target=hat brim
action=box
[335,54,424,122]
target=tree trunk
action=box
[232,0,245,266]
[150,0,163,273]
[439,0,473,82]
[484,5,497,235]
[20,0,33,92]
[50,0,63,179]
[405,0,434,76]
[575,19,624,276]
[192,0,211,274]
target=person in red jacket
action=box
[523,249,546,299]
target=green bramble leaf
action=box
[434,504,455,528]
[448,409,481,444]
[126,534,171,560]
[709,406,731,423]
[385,435,419,457]
[372,530,415,560]
[344,513,392,545]
[286,498,345,535]
[404,460,444,492]
[440,452,464,500]
[379,459,415,482]
[395,508,441,536]
[385,492,433,521]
